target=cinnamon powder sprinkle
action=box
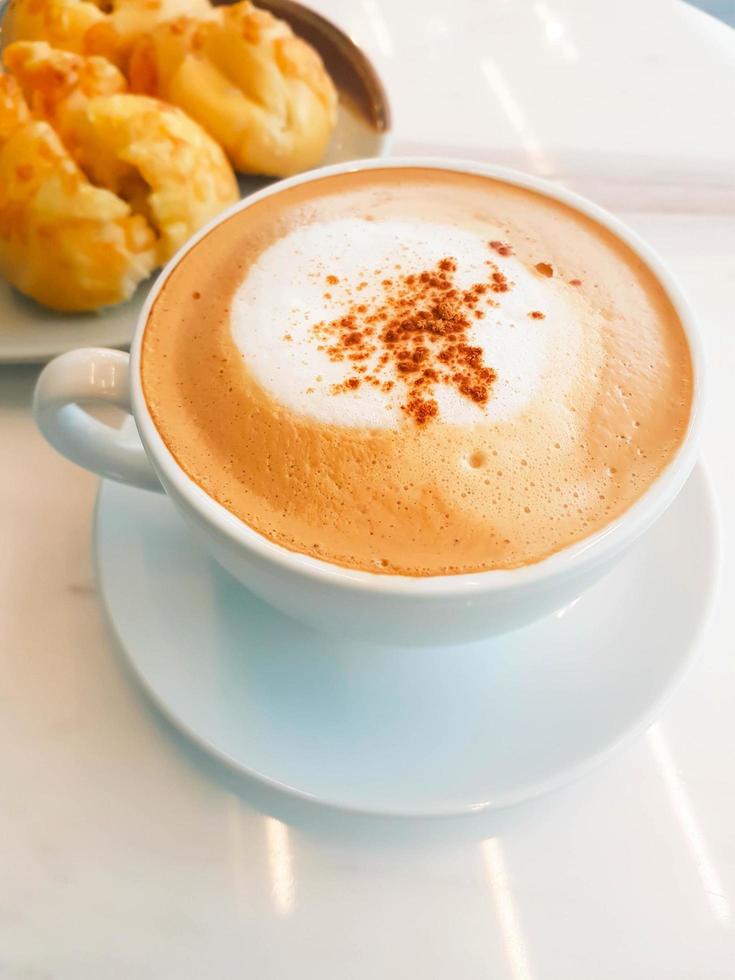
[569,278,582,286]
[535,262,553,277]
[331,376,361,394]
[489,240,513,257]
[529,311,545,319]
[312,254,510,424]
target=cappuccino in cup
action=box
[142,168,692,575]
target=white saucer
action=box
[0,102,389,364]
[94,466,718,817]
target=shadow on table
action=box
[0,363,40,411]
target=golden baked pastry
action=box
[2,0,213,68]
[0,72,157,311]
[0,41,239,311]
[129,1,338,176]
[6,42,239,265]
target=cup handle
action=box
[33,347,162,492]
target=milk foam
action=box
[230,218,581,427]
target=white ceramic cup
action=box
[34,158,705,646]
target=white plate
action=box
[93,465,718,817]
[0,105,390,364]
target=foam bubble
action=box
[230,218,581,428]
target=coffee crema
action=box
[142,168,693,575]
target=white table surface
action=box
[2,1,735,976]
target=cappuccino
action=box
[142,168,693,575]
